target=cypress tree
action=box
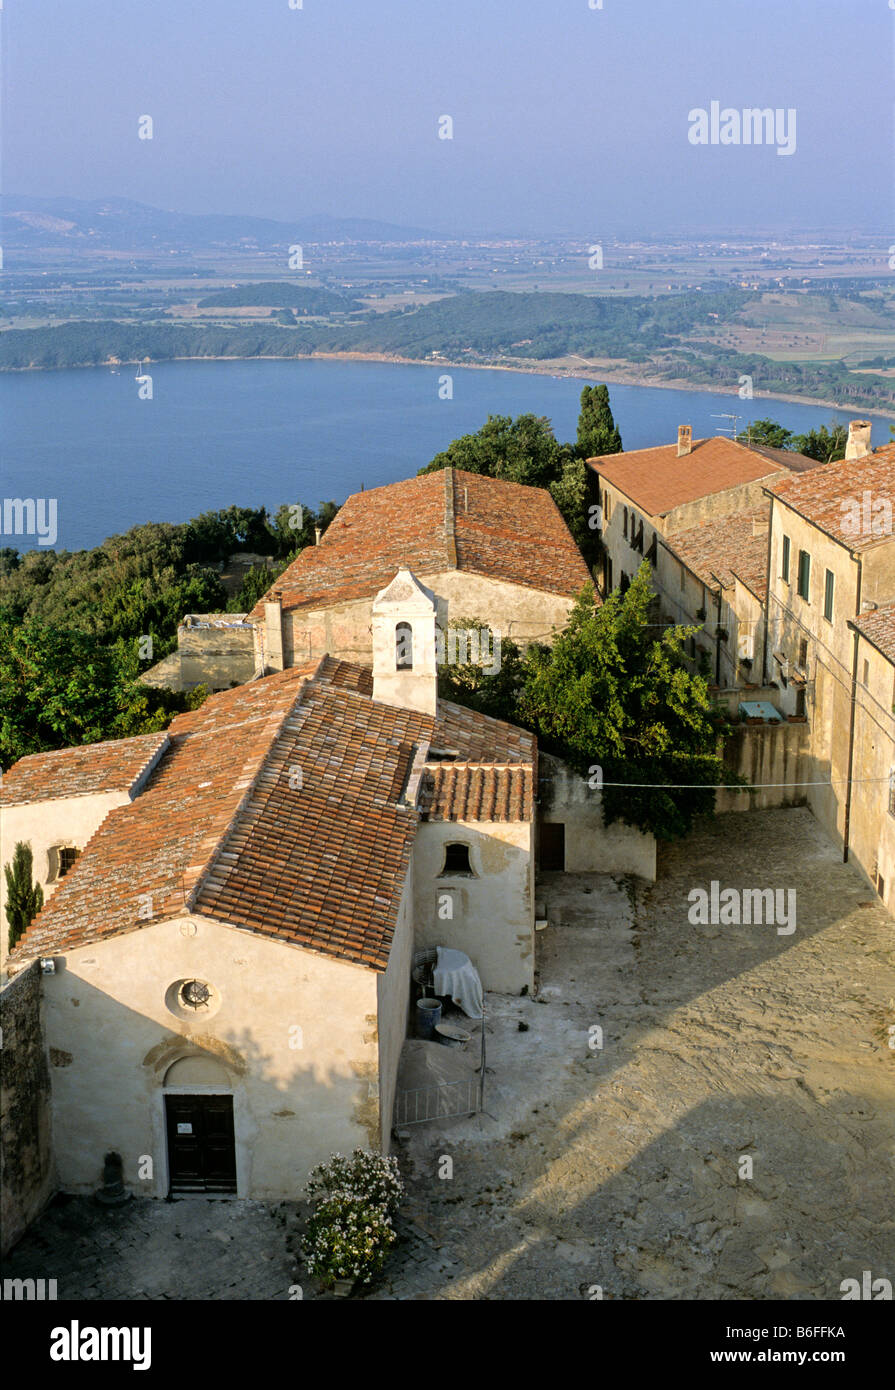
[576,384,623,458]
[4,841,44,952]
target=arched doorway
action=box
[164,1056,236,1195]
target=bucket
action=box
[415,998,442,1040]
[434,1022,471,1049]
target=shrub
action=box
[304,1149,404,1288]
[306,1148,403,1216]
[305,1192,397,1287]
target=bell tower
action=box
[371,569,438,715]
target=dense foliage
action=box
[196,283,360,313]
[736,417,849,463]
[438,567,735,840]
[0,500,338,769]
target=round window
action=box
[165,977,221,1021]
[180,980,211,1010]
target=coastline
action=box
[3,347,893,421]
[307,350,895,420]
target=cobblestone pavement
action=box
[378,808,895,1300]
[0,1193,453,1301]
[4,808,893,1302]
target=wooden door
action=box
[165,1094,236,1195]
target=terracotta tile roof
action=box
[10,658,535,972]
[662,508,770,601]
[767,445,895,553]
[0,732,169,807]
[250,468,591,618]
[848,600,895,665]
[420,763,533,822]
[588,436,809,517]
[745,443,818,473]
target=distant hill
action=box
[1,195,442,251]
[197,283,361,312]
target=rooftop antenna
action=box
[711,412,742,440]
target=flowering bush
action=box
[306,1192,396,1287]
[304,1150,404,1289]
[306,1149,403,1217]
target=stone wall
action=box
[716,720,813,813]
[1,962,54,1255]
[537,754,657,879]
[141,617,256,692]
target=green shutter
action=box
[824,569,834,621]
[781,535,790,581]
[797,550,810,599]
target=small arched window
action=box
[441,842,472,876]
[395,622,413,670]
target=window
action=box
[440,842,472,876]
[622,507,628,539]
[823,569,834,622]
[54,845,79,878]
[864,659,871,686]
[795,688,807,718]
[781,535,791,582]
[395,622,413,670]
[680,561,686,591]
[798,638,808,668]
[797,550,811,600]
[603,491,611,522]
[58,847,79,877]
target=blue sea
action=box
[1,358,891,552]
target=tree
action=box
[436,619,524,722]
[517,565,733,839]
[576,384,622,458]
[0,611,204,769]
[4,842,43,953]
[737,419,793,450]
[736,417,848,464]
[790,422,848,464]
[418,413,570,489]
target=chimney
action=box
[677,425,692,457]
[845,420,872,461]
[314,526,322,545]
[751,517,769,539]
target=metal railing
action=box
[394,1074,482,1126]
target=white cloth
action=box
[433,946,484,1019]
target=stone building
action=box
[845,601,895,910]
[654,508,770,688]
[588,427,816,599]
[3,591,534,1199]
[0,733,169,971]
[144,467,594,691]
[763,440,895,902]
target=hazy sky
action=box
[3,0,892,236]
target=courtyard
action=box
[3,807,893,1301]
